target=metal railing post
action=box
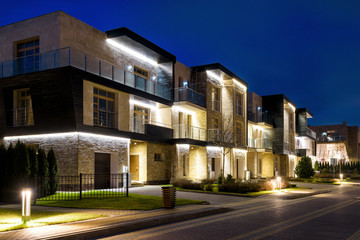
[68,48,71,66]
[79,173,82,200]
[126,173,129,197]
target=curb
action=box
[177,189,257,198]
[282,190,331,200]
[39,207,231,240]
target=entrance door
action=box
[130,155,139,181]
[95,153,110,189]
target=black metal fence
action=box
[31,173,129,201]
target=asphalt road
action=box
[100,183,360,240]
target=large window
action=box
[235,92,244,116]
[14,88,34,127]
[93,88,115,128]
[211,86,220,112]
[16,38,40,73]
[134,66,149,79]
[133,105,149,133]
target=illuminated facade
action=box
[309,122,360,164]
[0,11,322,183]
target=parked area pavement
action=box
[0,183,347,240]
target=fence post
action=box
[79,173,82,200]
[126,173,129,197]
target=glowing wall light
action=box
[277,177,281,190]
[22,188,31,222]
[206,70,223,83]
[288,103,296,112]
[106,39,158,66]
[233,78,247,91]
[172,106,195,115]
[130,99,157,110]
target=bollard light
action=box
[340,174,343,181]
[22,188,31,222]
[276,177,281,190]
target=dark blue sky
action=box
[1,0,359,126]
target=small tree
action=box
[295,156,314,178]
[14,141,30,178]
[28,146,38,178]
[37,148,49,196]
[47,148,58,195]
[315,161,319,171]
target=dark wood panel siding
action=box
[0,67,77,137]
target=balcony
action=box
[317,135,347,143]
[173,124,207,141]
[248,138,273,149]
[247,111,273,125]
[0,48,172,100]
[174,87,205,108]
[305,127,316,139]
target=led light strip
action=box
[107,39,158,66]
[130,99,157,110]
[206,70,223,83]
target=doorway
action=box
[130,155,140,181]
[95,153,110,189]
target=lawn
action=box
[36,193,207,210]
[0,208,103,232]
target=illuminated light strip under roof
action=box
[3,132,130,143]
[130,99,157,110]
[233,78,247,90]
[206,70,223,83]
[172,106,195,115]
[288,103,296,112]
[106,38,158,66]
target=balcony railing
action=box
[130,117,172,134]
[7,108,34,127]
[0,48,172,100]
[173,124,206,141]
[305,127,316,139]
[211,99,220,112]
[247,111,273,125]
[317,135,347,143]
[174,87,205,107]
[248,138,273,149]
[94,110,115,128]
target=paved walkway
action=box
[0,183,338,240]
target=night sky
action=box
[1,0,359,126]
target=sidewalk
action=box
[0,204,230,240]
[0,185,333,239]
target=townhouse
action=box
[309,122,360,164]
[0,11,325,185]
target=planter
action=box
[161,186,176,208]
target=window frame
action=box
[93,87,115,128]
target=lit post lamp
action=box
[276,177,281,191]
[22,188,31,222]
[340,173,343,182]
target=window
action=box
[134,66,149,79]
[236,121,243,146]
[14,88,34,127]
[211,158,215,171]
[93,88,115,128]
[235,92,244,116]
[211,86,220,111]
[209,119,220,141]
[154,153,163,162]
[133,105,149,133]
[16,38,40,73]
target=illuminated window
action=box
[134,66,149,79]
[14,88,34,127]
[235,92,244,116]
[211,86,220,112]
[133,105,149,133]
[209,118,220,141]
[93,88,115,128]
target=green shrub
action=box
[217,169,223,184]
[37,148,49,196]
[171,179,202,190]
[315,161,319,171]
[201,179,215,191]
[28,147,38,178]
[295,156,314,178]
[0,144,7,200]
[218,182,261,193]
[47,148,58,195]
[224,174,235,184]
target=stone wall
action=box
[262,153,274,178]
[189,146,207,180]
[3,133,79,175]
[146,143,175,183]
[175,144,190,179]
[0,11,61,61]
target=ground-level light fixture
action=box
[276,177,281,190]
[340,174,343,181]
[22,188,31,222]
